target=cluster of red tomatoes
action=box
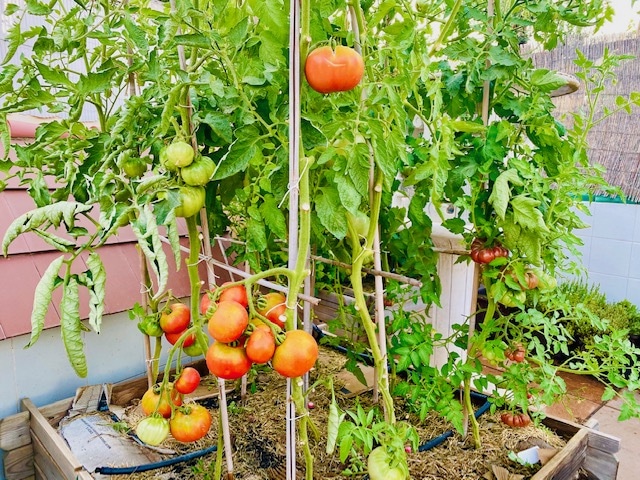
[500,411,532,428]
[202,283,319,381]
[136,367,210,445]
[469,239,510,265]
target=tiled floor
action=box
[542,371,640,480]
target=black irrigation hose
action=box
[418,392,491,452]
[94,444,218,475]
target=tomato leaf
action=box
[511,195,549,232]
[489,169,523,220]
[33,228,76,252]
[164,211,182,271]
[334,175,362,215]
[246,217,267,253]
[2,202,92,256]
[259,197,287,238]
[213,130,258,180]
[131,205,169,294]
[27,255,65,348]
[86,252,106,334]
[316,187,347,240]
[60,277,88,378]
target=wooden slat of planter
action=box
[21,399,93,480]
[531,428,589,480]
[0,411,31,450]
[587,428,620,454]
[584,445,619,480]
[3,443,34,480]
[32,434,65,480]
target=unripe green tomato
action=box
[367,446,407,480]
[121,157,147,178]
[138,317,164,337]
[135,416,170,446]
[159,146,177,172]
[165,141,195,169]
[180,156,216,186]
[175,186,206,218]
[498,290,526,308]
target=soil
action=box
[109,347,570,480]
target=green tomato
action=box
[180,156,216,186]
[138,316,164,337]
[367,446,408,480]
[498,290,526,308]
[165,141,195,169]
[183,342,206,357]
[175,186,206,218]
[159,146,177,172]
[121,157,147,178]
[537,272,558,292]
[135,416,170,446]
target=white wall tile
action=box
[626,278,640,307]
[629,243,640,280]
[588,237,632,277]
[591,203,637,241]
[588,272,629,303]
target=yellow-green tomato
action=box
[165,141,195,169]
[135,416,169,446]
[367,446,408,480]
[180,156,216,186]
[498,290,526,308]
[175,186,206,218]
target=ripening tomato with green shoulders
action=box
[140,383,183,418]
[304,45,364,94]
[256,292,287,328]
[135,416,169,446]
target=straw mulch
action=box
[109,347,571,480]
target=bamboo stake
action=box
[199,211,235,478]
[137,246,154,389]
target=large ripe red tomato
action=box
[256,292,287,328]
[245,328,276,364]
[304,45,365,94]
[170,404,212,442]
[200,291,214,317]
[208,300,249,343]
[272,330,319,378]
[174,367,201,394]
[140,384,183,418]
[206,342,252,380]
[160,303,190,334]
[218,282,249,307]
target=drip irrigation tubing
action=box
[94,444,218,475]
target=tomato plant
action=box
[304,46,364,94]
[206,342,252,380]
[207,300,249,343]
[135,416,170,446]
[245,328,276,364]
[140,384,183,419]
[170,404,212,442]
[272,330,319,378]
[256,292,287,328]
[174,367,201,394]
[159,303,191,334]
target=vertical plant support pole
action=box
[137,247,154,388]
[200,212,235,478]
[287,0,301,476]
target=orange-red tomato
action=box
[165,329,196,347]
[159,303,190,334]
[272,330,319,378]
[174,367,201,394]
[500,412,531,428]
[218,282,249,307]
[256,292,287,328]
[206,342,252,380]
[245,328,276,364]
[207,300,249,343]
[304,46,364,94]
[170,404,212,442]
[140,384,183,418]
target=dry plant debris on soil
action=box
[109,348,569,480]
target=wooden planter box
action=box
[0,362,620,479]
